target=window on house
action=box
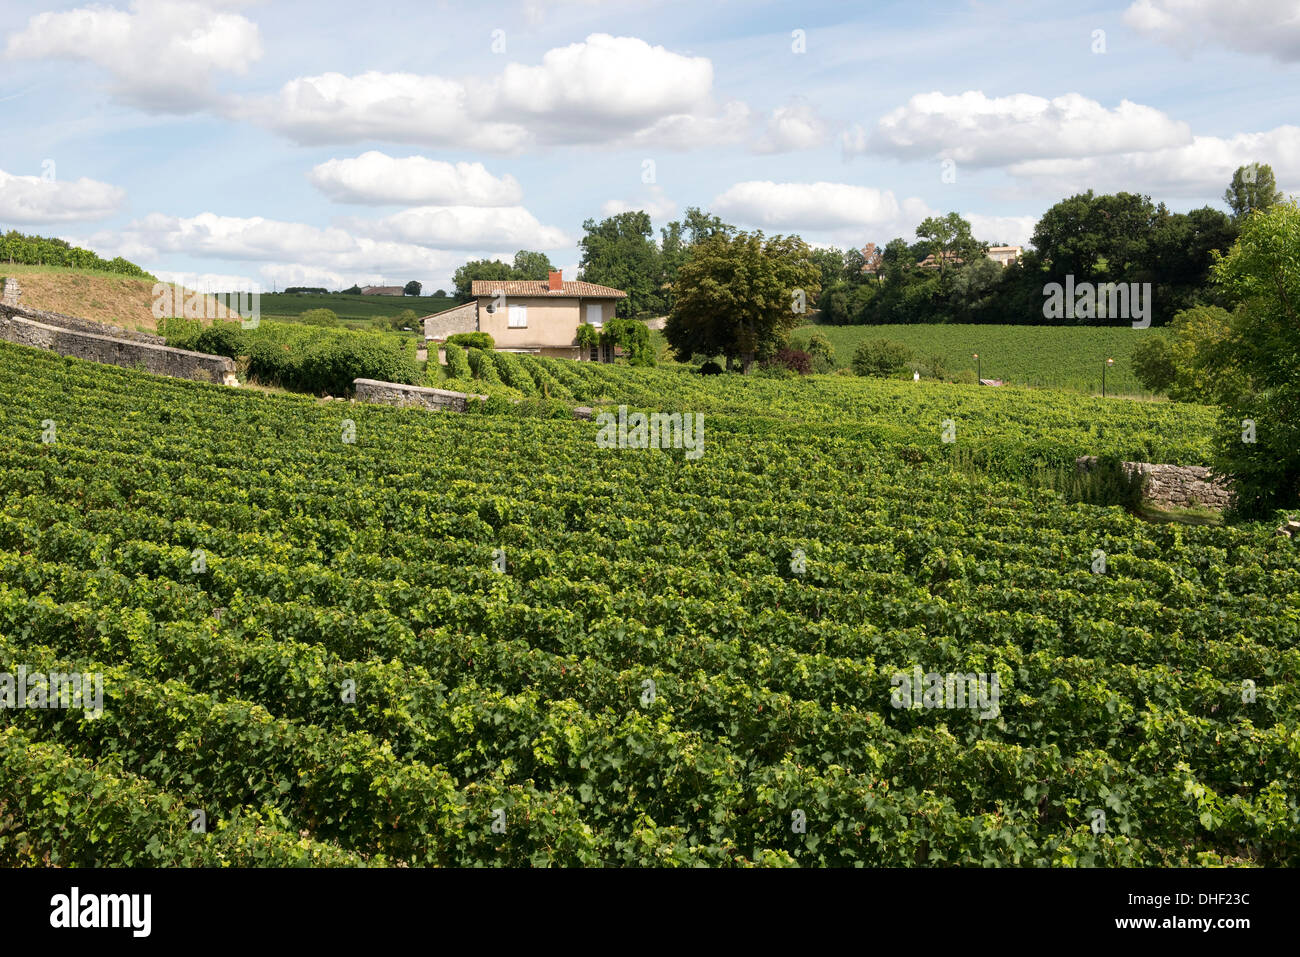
[586,303,602,328]
[508,304,527,328]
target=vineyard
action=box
[0,339,1296,867]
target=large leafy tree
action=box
[1205,199,1300,515]
[915,213,986,275]
[511,249,554,280]
[578,211,663,317]
[665,230,821,373]
[1224,163,1283,223]
[452,258,515,299]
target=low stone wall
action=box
[0,310,234,384]
[0,301,163,344]
[354,378,486,412]
[1077,456,1233,509]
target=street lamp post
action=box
[973,353,980,383]
[1103,357,1114,397]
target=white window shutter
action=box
[508,304,527,328]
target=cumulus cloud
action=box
[348,206,571,250]
[1124,0,1300,62]
[600,185,677,219]
[238,34,751,151]
[855,91,1191,166]
[3,0,262,112]
[152,269,263,292]
[308,152,524,206]
[1007,125,1300,197]
[79,212,469,276]
[754,101,829,153]
[711,181,932,234]
[0,168,126,223]
[964,213,1038,248]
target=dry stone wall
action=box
[0,309,233,384]
[1077,456,1233,510]
[353,378,486,412]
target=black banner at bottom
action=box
[1,866,1288,944]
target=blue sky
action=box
[1,0,1297,293]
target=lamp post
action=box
[973,353,980,384]
[1103,357,1113,397]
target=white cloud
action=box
[712,181,932,235]
[1124,0,1300,62]
[308,152,524,206]
[600,185,677,219]
[239,34,751,150]
[1008,125,1300,197]
[153,269,263,293]
[857,91,1191,166]
[754,101,828,153]
[80,212,468,275]
[964,213,1037,248]
[3,0,262,112]
[234,71,528,150]
[0,168,125,223]
[348,206,571,250]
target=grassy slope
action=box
[1,264,233,334]
[793,323,1160,396]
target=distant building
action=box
[360,285,405,296]
[917,246,1023,270]
[987,245,1022,267]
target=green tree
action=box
[665,230,821,373]
[403,280,422,296]
[1207,199,1300,515]
[579,211,663,317]
[511,250,555,280]
[1224,163,1283,223]
[915,213,986,276]
[1130,335,1176,394]
[453,259,514,299]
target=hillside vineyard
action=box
[0,339,1296,866]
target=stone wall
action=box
[353,378,486,412]
[1,300,163,343]
[0,310,234,384]
[1077,456,1233,510]
[423,301,479,341]
[2,278,20,308]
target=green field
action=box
[253,291,464,322]
[793,323,1161,395]
[3,339,1296,867]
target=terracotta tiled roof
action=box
[471,280,627,298]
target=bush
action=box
[852,338,915,377]
[447,332,494,351]
[1036,456,1147,511]
[467,347,501,383]
[806,333,837,373]
[698,360,724,375]
[299,308,340,327]
[765,348,812,375]
[911,352,948,380]
[1131,335,1176,393]
[164,322,420,395]
[443,341,472,379]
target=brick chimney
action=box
[548,270,563,292]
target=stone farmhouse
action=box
[360,285,405,296]
[422,270,628,361]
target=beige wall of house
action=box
[474,296,618,349]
